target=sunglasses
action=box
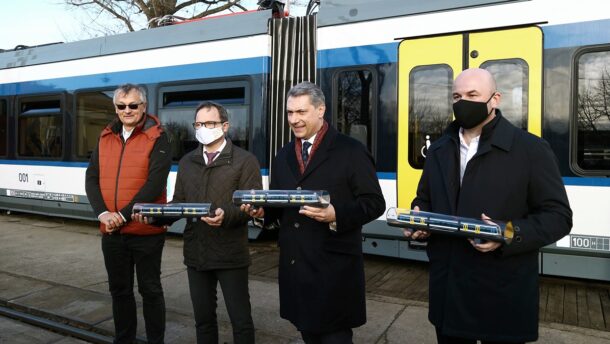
[115,103,143,110]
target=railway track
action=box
[1,212,609,340]
[0,305,115,344]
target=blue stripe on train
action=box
[316,19,610,69]
[2,20,610,96]
[318,42,398,69]
[3,19,609,96]
[0,56,269,96]
[0,159,89,167]
[562,177,610,187]
[544,18,610,49]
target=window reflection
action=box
[576,51,610,171]
[75,91,115,159]
[0,100,6,156]
[18,99,63,158]
[409,65,453,169]
[336,70,374,151]
[158,86,249,161]
[482,59,529,130]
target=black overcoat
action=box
[412,112,572,342]
[266,125,385,333]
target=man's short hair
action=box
[113,84,147,104]
[287,81,325,108]
[194,101,229,122]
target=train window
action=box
[0,99,6,156]
[408,64,453,169]
[163,88,245,106]
[17,98,63,158]
[481,59,529,130]
[75,90,116,159]
[158,83,249,161]
[335,69,375,152]
[575,50,610,172]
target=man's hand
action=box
[468,213,502,253]
[100,212,124,233]
[240,204,265,219]
[202,208,225,227]
[299,203,336,223]
[402,206,431,240]
[132,213,154,225]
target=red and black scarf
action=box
[295,121,329,174]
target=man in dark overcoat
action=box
[243,81,385,343]
[405,68,572,343]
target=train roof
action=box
[316,0,523,27]
[0,9,273,69]
[0,0,523,69]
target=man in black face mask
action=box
[403,68,572,344]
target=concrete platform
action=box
[1,213,609,343]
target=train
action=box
[0,0,609,281]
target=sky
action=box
[0,0,306,50]
[1,1,82,49]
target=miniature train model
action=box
[386,208,515,244]
[132,203,212,218]
[232,190,330,208]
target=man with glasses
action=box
[85,83,172,344]
[135,101,261,344]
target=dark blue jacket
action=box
[413,111,572,342]
[266,125,385,333]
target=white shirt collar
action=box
[122,126,134,141]
[302,133,316,146]
[458,128,480,185]
[203,139,227,163]
[301,136,315,155]
[458,127,480,146]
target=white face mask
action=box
[195,126,224,145]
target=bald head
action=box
[453,68,497,100]
[451,68,501,130]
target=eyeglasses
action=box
[192,121,225,129]
[115,103,143,110]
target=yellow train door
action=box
[396,26,543,208]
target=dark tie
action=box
[204,151,219,165]
[302,141,312,166]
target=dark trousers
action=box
[102,233,166,344]
[435,327,525,344]
[187,266,254,344]
[300,329,353,344]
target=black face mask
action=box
[452,93,495,129]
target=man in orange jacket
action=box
[85,83,172,344]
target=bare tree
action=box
[578,88,602,132]
[336,71,373,147]
[64,0,249,34]
[578,67,610,132]
[592,67,610,122]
